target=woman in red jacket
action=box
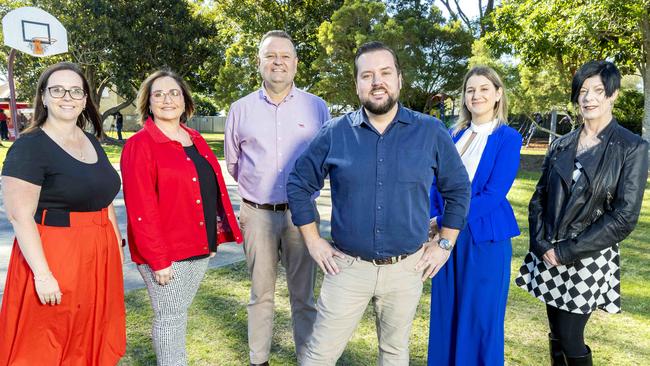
[121,69,242,366]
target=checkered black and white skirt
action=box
[515,244,621,314]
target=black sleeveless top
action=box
[1,129,120,211]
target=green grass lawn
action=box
[117,149,650,366]
[102,131,225,164]
[1,137,646,365]
[0,131,226,165]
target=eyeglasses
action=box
[46,86,86,100]
[151,89,183,102]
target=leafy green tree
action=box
[312,0,473,113]
[210,0,344,111]
[487,0,650,145]
[311,0,386,112]
[1,0,223,122]
[193,93,221,116]
[614,89,644,134]
[438,0,496,36]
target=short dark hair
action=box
[353,41,401,78]
[571,61,621,103]
[259,30,296,55]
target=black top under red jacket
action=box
[121,117,242,271]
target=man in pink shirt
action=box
[224,30,330,366]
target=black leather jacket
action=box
[529,120,648,264]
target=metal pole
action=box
[549,109,558,144]
[7,48,20,139]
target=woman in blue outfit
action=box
[428,66,521,366]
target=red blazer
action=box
[121,117,243,271]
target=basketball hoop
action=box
[29,36,56,55]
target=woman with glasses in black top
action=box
[0,62,126,365]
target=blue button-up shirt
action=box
[287,106,470,259]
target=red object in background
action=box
[0,102,29,109]
[0,102,30,140]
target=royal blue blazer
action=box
[430,124,521,243]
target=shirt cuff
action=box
[440,212,466,230]
[148,259,172,272]
[288,198,317,227]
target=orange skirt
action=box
[0,209,126,365]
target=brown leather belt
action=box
[335,244,412,266]
[243,198,289,212]
[365,254,409,266]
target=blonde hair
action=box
[136,69,194,124]
[452,66,508,136]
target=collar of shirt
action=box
[258,83,297,106]
[143,116,201,144]
[469,119,498,135]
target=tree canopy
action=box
[2,0,476,117]
[486,0,649,142]
[1,0,223,120]
[312,0,473,113]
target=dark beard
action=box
[361,93,398,115]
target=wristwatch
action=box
[438,237,453,251]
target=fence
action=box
[116,115,226,133]
[186,116,226,133]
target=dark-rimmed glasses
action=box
[46,86,86,100]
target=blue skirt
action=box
[428,229,512,366]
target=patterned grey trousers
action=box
[138,257,210,366]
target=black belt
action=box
[243,198,288,212]
[34,208,70,227]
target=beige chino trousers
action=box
[239,201,318,364]
[302,246,425,366]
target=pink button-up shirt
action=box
[224,85,330,204]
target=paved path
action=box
[0,161,332,301]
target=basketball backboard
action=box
[2,7,68,57]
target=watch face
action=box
[438,238,452,250]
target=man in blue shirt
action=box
[287,41,471,365]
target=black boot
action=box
[548,333,567,366]
[564,345,592,366]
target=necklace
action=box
[42,126,86,161]
[77,139,86,161]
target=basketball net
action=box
[32,38,44,55]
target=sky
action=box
[435,0,482,21]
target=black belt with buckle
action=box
[243,198,289,212]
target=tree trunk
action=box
[642,63,650,165]
[101,98,134,122]
[642,14,650,165]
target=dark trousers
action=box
[0,121,9,140]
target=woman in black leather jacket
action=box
[516,61,648,366]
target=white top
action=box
[455,120,499,182]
